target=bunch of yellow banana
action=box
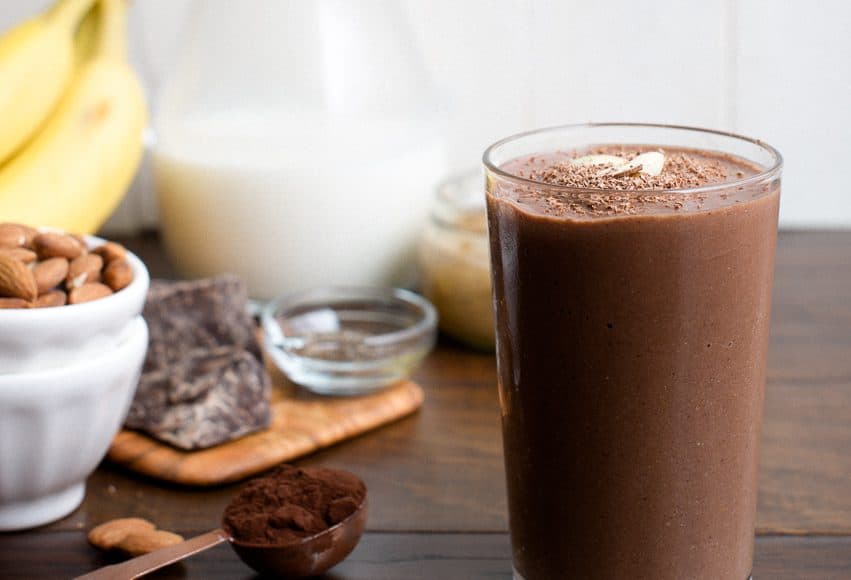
[0,0,147,233]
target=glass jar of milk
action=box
[152,0,446,299]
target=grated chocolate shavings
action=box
[507,146,740,217]
[528,148,728,191]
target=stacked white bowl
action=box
[0,237,149,531]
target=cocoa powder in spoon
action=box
[222,465,366,546]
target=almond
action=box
[32,257,69,294]
[0,254,38,301]
[92,241,127,264]
[599,151,666,178]
[0,247,37,264]
[117,530,184,556]
[0,223,27,248]
[570,154,627,167]
[33,289,67,308]
[69,282,112,304]
[19,224,38,248]
[70,233,90,253]
[631,151,666,177]
[103,258,132,291]
[33,232,84,260]
[602,163,644,178]
[0,297,30,309]
[88,518,156,551]
[66,254,103,289]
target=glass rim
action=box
[482,122,783,195]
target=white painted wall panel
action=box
[0,0,849,230]
[403,0,534,173]
[734,0,851,228]
[528,0,730,131]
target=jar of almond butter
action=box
[419,171,494,351]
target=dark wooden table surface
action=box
[2,231,851,579]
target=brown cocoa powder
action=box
[222,465,366,546]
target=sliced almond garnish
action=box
[570,154,626,167]
[602,163,643,178]
[597,151,666,178]
[631,151,665,176]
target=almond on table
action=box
[119,530,184,556]
[87,517,183,556]
[88,518,155,551]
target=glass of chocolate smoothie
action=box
[483,123,782,580]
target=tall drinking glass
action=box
[484,124,782,579]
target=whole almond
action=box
[19,224,38,248]
[33,232,84,260]
[103,259,133,291]
[92,241,127,264]
[66,254,103,289]
[70,233,89,252]
[33,257,69,294]
[0,247,37,264]
[0,255,38,301]
[69,282,112,304]
[0,297,29,309]
[33,289,67,308]
[0,223,27,248]
[117,530,184,556]
[88,518,156,551]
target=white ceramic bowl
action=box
[0,316,148,531]
[0,237,149,374]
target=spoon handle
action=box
[74,528,231,580]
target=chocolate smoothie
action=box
[484,126,781,580]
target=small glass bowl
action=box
[261,287,438,395]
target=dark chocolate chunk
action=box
[126,275,271,450]
[142,275,262,373]
[126,347,270,450]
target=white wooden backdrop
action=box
[2,0,849,230]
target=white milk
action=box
[153,111,446,299]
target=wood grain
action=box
[0,231,846,578]
[107,375,424,486]
[758,381,851,535]
[31,233,851,535]
[757,232,851,534]
[2,532,850,580]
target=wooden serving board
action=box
[107,369,423,486]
